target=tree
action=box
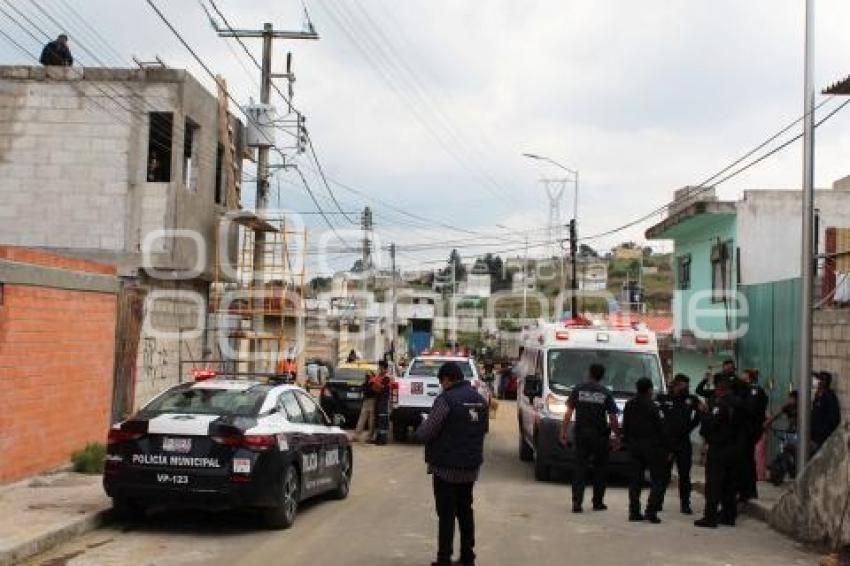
[579,244,598,258]
[308,276,332,291]
[642,246,653,258]
[442,249,467,281]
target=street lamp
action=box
[523,153,580,319]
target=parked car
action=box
[391,350,489,441]
[319,361,378,428]
[103,376,352,529]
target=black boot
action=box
[645,512,661,524]
[694,517,718,528]
[628,512,645,522]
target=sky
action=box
[3,0,850,276]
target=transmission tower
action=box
[541,178,569,257]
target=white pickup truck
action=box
[390,352,490,441]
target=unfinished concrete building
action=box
[0,65,244,415]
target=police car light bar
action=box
[192,368,218,381]
[635,334,650,345]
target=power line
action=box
[304,130,357,224]
[578,96,849,243]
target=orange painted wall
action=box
[0,249,117,482]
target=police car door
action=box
[294,391,338,495]
[278,391,321,498]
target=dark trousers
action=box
[739,433,760,500]
[704,445,738,523]
[433,476,475,564]
[666,442,693,506]
[374,396,390,444]
[572,430,610,506]
[628,445,667,515]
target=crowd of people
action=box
[559,359,842,528]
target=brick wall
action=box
[0,249,117,482]
[813,309,850,423]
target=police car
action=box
[391,350,489,441]
[516,318,666,480]
[103,374,352,529]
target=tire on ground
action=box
[264,464,300,529]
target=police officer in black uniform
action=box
[622,377,669,523]
[695,375,743,528]
[739,368,768,502]
[416,362,488,566]
[559,363,620,513]
[657,373,701,514]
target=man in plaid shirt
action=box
[417,362,488,566]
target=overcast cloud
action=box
[3,0,850,275]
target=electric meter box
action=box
[244,103,277,147]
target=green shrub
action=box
[71,442,106,474]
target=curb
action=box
[0,508,112,566]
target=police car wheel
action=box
[518,427,534,462]
[331,448,352,500]
[265,464,300,529]
[111,497,146,521]
[392,422,408,442]
[533,436,551,481]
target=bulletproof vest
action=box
[425,381,488,471]
[572,382,613,435]
[659,393,698,443]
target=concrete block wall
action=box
[0,73,138,250]
[0,66,238,280]
[133,278,208,408]
[813,308,850,423]
[0,247,117,482]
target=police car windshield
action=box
[139,384,271,417]
[409,359,474,379]
[547,349,662,395]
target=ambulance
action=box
[516,317,666,481]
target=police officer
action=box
[622,377,668,524]
[695,359,740,401]
[739,368,768,502]
[657,373,701,514]
[372,360,392,445]
[416,362,488,566]
[559,363,620,513]
[695,376,742,528]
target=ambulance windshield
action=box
[547,349,663,395]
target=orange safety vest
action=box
[276,359,297,374]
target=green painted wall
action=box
[672,214,737,339]
[737,278,801,415]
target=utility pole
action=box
[450,260,457,346]
[797,0,815,478]
[569,219,578,318]
[522,235,529,319]
[216,21,318,370]
[389,242,397,361]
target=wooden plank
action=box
[216,76,240,209]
